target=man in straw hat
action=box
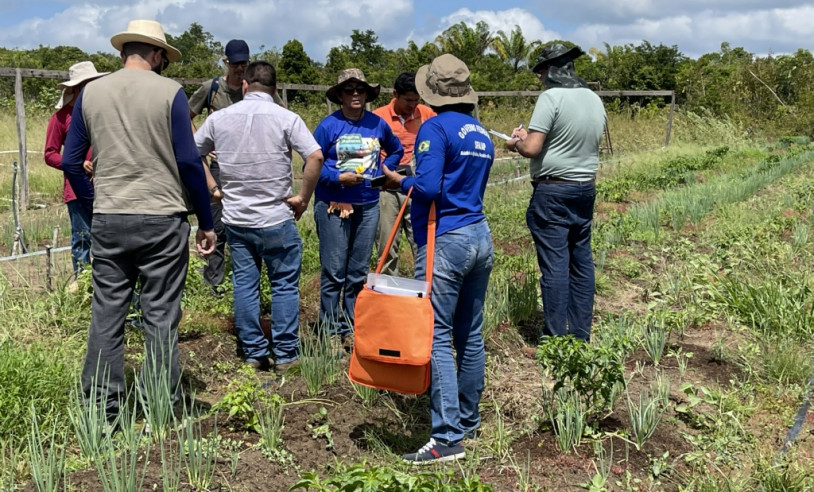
[62,19,216,425]
[506,43,607,346]
[44,61,108,277]
[383,54,494,464]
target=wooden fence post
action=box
[664,91,675,147]
[45,246,53,291]
[14,68,29,210]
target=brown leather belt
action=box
[532,176,595,184]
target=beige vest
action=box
[82,68,190,215]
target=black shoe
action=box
[245,357,271,371]
[403,438,465,465]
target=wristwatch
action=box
[209,185,221,196]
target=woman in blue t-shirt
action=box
[383,54,494,465]
[312,68,403,346]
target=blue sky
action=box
[1,1,814,62]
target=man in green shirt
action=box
[507,43,607,346]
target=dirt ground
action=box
[49,311,807,492]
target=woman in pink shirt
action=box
[44,61,107,276]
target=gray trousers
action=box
[81,214,190,420]
[374,190,417,276]
[203,161,227,288]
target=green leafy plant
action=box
[211,368,260,431]
[291,463,493,491]
[306,406,334,451]
[535,335,628,416]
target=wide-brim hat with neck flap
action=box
[531,43,584,74]
[326,68,381,104]
[415,54,478,107]
[55,61,109,109]
[110,19,182,63]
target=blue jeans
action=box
[66,200,92,275]
[526,181,596,341]
[314,200,379,337]
[416,220,493,445]
[225,221,302,364]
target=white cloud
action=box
[568,6,814,57]
[0,0,413,61]
[434,8,560,44]
[1,1,814,64]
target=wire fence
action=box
[0,156,535,290]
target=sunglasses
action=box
[342,85,367,94]
[153,47,170,70]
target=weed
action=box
[211,367,260,432]
[290,462,493,491]
[307,406,334,451]
[762,340,813,386]
[669,347,693,380]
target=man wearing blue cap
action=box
[189,40,285,292]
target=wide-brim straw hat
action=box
[326,68,381,105]
[56,61,109,109]
[415,54,478,107]
[531,43,584,73]
[110,19,182,62]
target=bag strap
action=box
[375,187,412,274]
[374,187,436,295]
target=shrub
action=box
[535,335,628,416]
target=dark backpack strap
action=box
[204,77,220,114]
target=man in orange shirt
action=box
[373,72,436,276]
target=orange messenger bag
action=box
[349,188,436,394]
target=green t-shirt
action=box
[528,87,607,181]
[188,76,243,115]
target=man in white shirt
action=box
[194,61,323,371]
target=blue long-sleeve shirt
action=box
[62,86,214,231]
[312,110,403,204]
[400,111,494,246]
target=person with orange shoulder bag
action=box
[383,54,495,465]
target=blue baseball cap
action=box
[225,39,250,64]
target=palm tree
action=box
[434,21,493,66]
[490,25,540,72]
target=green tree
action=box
[435,21,493,66]
[490,25,540,72]
[163,22,222,80]
[279,39,321,103]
